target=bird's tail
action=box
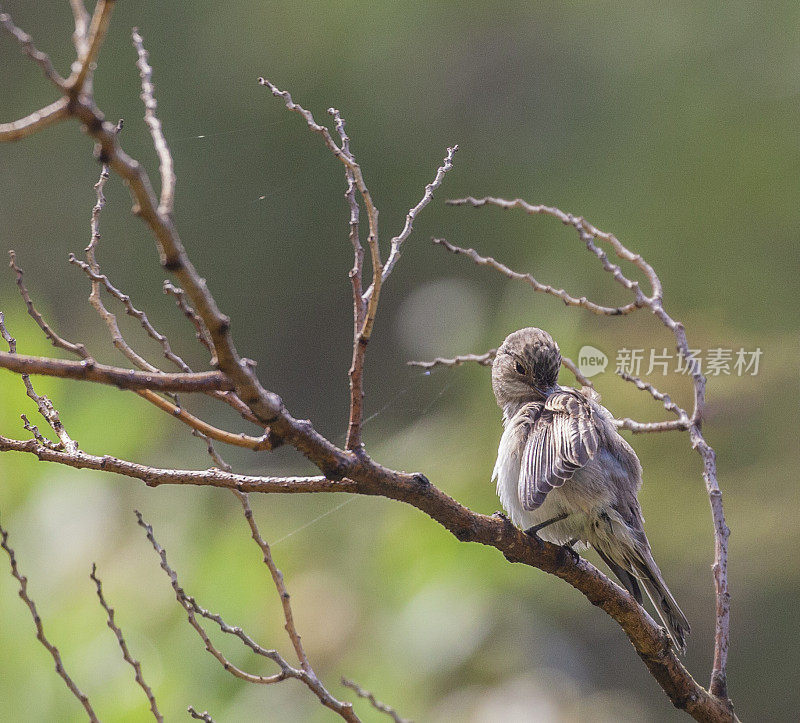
[594,517,690,654]
[633,553,690,655]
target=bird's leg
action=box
[524,512,569,537]
[560,539,581,564]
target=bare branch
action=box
[377,145,458,288]
[408,348,595,390]
[70,255,192,373]
[0,10,65,88]
[163,281,217,365]
[69,0,90,58]
[67,0,115,93]
[187,707,215,722]
[329,108,367,450]
[0,434,339,491]
[559,354,595,389]
[9,250,91,359]
[0,519,98,722]
[0,97,69,142]
[341,678,411,723]
[0,15,734,714]
[138,389,272,450]
[259,79,383,347]
[90,564,163,722]
[20,413,55,449]
[79,119,170,375]
[75,149,268,445]
[614,372,691,433]
[433,237,638,316]
[134,511,289,685]
[0,351,232,392]
[135,511,360,721]
[132,28,176,217]
[0,424,734,720]
[447,195,662,300]
[0,313,77,453]
[236,493,311,671]
[408,349,497,369]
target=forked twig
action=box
[135,511,359,721]
[341,678,411,723]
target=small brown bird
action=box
[491,327,690,653]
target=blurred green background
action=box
[1,1,798,720]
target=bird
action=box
[491,327,690,654]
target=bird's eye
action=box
[515,362,526,375]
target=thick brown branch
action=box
[0,351,232,392]
[0,433,734,721]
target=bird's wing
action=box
[520,389,599,510]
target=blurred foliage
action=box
[1,1,798,721]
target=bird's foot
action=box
[493,510,510,522]
[523,525,543,542]
[560,543,580,565]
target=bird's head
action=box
[492,327,561,411]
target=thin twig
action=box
[163,281,217,365]
[0,97,69,142]
[407,349,594,390]
[90,564,163,722]
[0,11,65,88]
[81,119,168,375]
[187,707,215,722]
[376,145,458,288]
[433,237,638,316]
[140,389,271,450]
[0,519,98,722]
[236,493,311,671]
[615,372,691,433]
[67,0,115,93]
[341,678,411,723]
[0,313,77,453]
[70,254,192,373]
[9,251,90,359]
[135,511,360,721]
[132,28,176,217]
[329,108,366,450]
[408,349,497,369]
